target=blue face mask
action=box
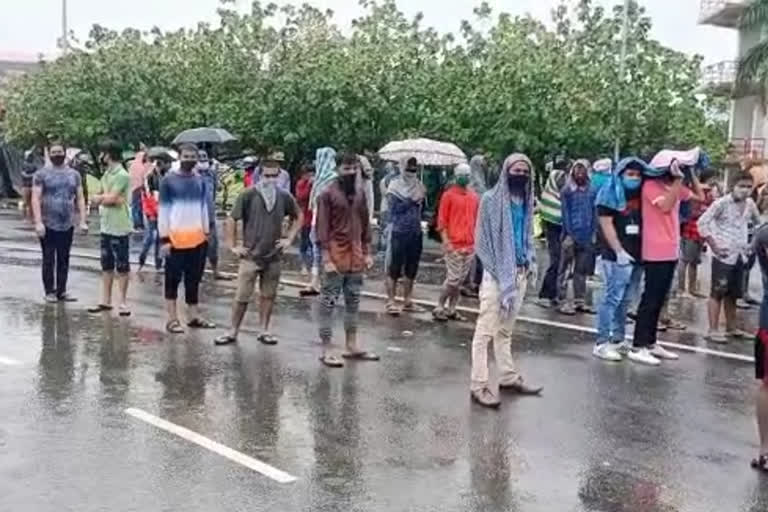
[622,176,641,191]
[591,173,610,189]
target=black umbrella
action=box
[147,146,173,161]
[172,127,237,145]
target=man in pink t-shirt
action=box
[630,161,704,366]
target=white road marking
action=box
[0,244,756,364]
[387,346,404,353]
[0,356,22,366]
[125,408,297,484]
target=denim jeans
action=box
[596,260,635,345]
[139,219,161,270]
[761,273,768,330]
[299,225,313,269]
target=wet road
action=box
[1,229,768,510]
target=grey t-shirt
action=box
[231,188,299,263]
[33,166,81,231]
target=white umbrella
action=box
[378,138,467,167]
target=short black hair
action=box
[48,140,67,152]
[335,151,359,166]
[406,157,418,168]
[99,139,123,162]
[178,143,199,155]
[733,171,754,185]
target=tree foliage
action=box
[2,0,727,169]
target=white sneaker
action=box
[593,344,623,362]
[627,348,661,366]
[649,344,679,361]
[614,340,631,354]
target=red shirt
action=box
[295,177,313,227]
[437,185,479,251]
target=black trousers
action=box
[165,243,206,304]
[633,261,677,348]
[539,221,562,300]
[40,227,74,297]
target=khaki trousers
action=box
[470,270,527,392]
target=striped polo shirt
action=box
[158,171,210,249]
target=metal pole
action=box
[61,0,69,54]
[614,0,630,162]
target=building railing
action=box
[702,60,736,90]
[726,137,765,162]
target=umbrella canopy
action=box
[147,146,173,161]
[378,138,467,167]
[172,127,237,145]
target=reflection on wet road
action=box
[0,255,767,511]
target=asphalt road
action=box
[0,239,767,512]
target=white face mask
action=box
[733,186,751,201]
[198,162,210,171]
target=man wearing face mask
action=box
[385,157,427,315]
[592,158,649,361]
[158,143,216,334]
[214,155,302,346]
[557,159,597,315]
[31,141,88,303]
[433,163,479,322]
[88,139,133,317]
[698,171,760,343]
[197,149,229,281]
[315,151,377,367]
[630,155,704,366]
[470,153,542,409]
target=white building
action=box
[700,0,765,162]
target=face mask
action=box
[733,186,751,201]
[198,162,210,171]
[50,155,66,167]
[261,176,278,187]
[507,174,529,194]
[180,161,197,172]
[456,175,470,187]
[404,169,418,181]
[592,173,610,189]
[622,176,641,191]
[340,174,356,195]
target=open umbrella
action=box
[147,146,173,161]
[378,138,467,167]
[172,127,237,145]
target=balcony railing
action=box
[726,137,765,163]
[702,60,737,94]
[699,0,750,28]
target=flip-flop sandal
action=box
[87,304,113,313]
[727,330,751,339]
[751,455,768,472]
[386,303,401,317]
[319,355,344,368]
[257,333,278,345]
[188,318,216,329]
[118,307,132,317]
[213,275,233,281]
[214,334,237,346]
[432,309,449,322]
[402,303,426,313]
[575,305,596,315]
[446,311,468,322]
[342,351,380,361]
[166,320,184,334]
[299,288,320,297]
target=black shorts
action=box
[710,258,745,300]
[100,234,130,274]
[388,231,423,281]
[756,330,768,383]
